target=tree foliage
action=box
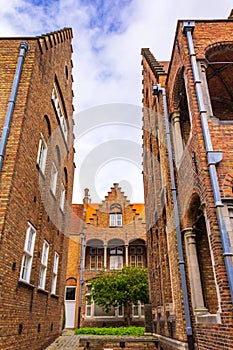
[89,266,149,326]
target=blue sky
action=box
[0,0,232,203]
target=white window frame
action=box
[51,252,59,294]
[50,162,58,196]
[109,213,122,227]
[20,222,36,283]
[132,301,145,318]
[60,183,66,212]
[52,85,68,141]
[39,240,49,290]
[37,133,47,174]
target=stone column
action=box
[171,111,184,164]
[197,60,213,117]
[125,244,129,266]
[183,228,208,315]
[104,244,107,270]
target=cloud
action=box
[0,0,232,203]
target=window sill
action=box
[36,164,46,179]
[50,189,57,200]
[18,279,35,289]
[51,293,59,299]
[37,287,49,295]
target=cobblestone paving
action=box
[45,329,81,350]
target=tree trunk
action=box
[124,303,132,326]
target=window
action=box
[133,301,145,317]
[86,285,92,317]
[20,223,36,283]
[60,183,66,211]
[51,252,59,294]
[50,162,58,196]
[90,248,103,270]
[109,213,122,227]
[39,241,49,290]
[52,84,68,141]
[110,247,123,269]
[37,134,47,174]
[130,246,143,267]
[65,286,76,300]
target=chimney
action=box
[83,188,90,208]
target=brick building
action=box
[65,183,147,329]
[141,11,233,350]
[0,29,75,349]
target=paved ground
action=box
[45,329,81,350]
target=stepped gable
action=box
[37,27,73,54]
[141,48,168,79]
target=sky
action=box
[0,0,232,203]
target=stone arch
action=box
[183,193,218,317]
[205,42,233,120]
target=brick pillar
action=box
[144,304,153,334]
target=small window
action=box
[65,287,76,301]
[20,223,36,283]
[50,163,58,196]
[37,134,47,174]
[60,183,65,211]
[51,252,59,294]
[109,213,122,227]
[39,241,49,290]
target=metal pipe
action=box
[154,84,195,350]
[0,42,29,171]
[77,232,85,328]
[183,21,233,303]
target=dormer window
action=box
[109,213,122,227]
[109,203,122,227]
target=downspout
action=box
[78,232,86,329]
[0,42,29,171]
[152,84,195,350]
[182,21,233,303]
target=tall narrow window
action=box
[39,241,49,290]
[109,213,122,227]
[110,247,123,269]
[89,248,103,270]
[51,252,59,294]
[50,162,58,196]
[52,84,68,141]
[60,183,66,212]
[37,134,47,174]
[20,223,36,283]
[130,246,143,267]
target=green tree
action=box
[89,266,149,326]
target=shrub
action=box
[74,326,145,336]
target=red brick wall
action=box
[0,29,74,350]
[142,18,233,350]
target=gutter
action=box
[152,84,195,350]
[0,42,29,171]
[182,21,233,304]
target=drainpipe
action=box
[152,84,195,350]
[182,21,233,304]
[0,42,29,171]
[77,232,86,328]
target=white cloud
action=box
[0,0,232,203]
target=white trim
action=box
[50,162,58,196]
[39,240,49,290]
[20,222,36,283]
[51,252,59,294]
[37,133,47,174]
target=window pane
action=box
[65,287,76,300]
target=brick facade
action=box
[65,184,147,329]
[142,12,233,350]
[0,29,75,350]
